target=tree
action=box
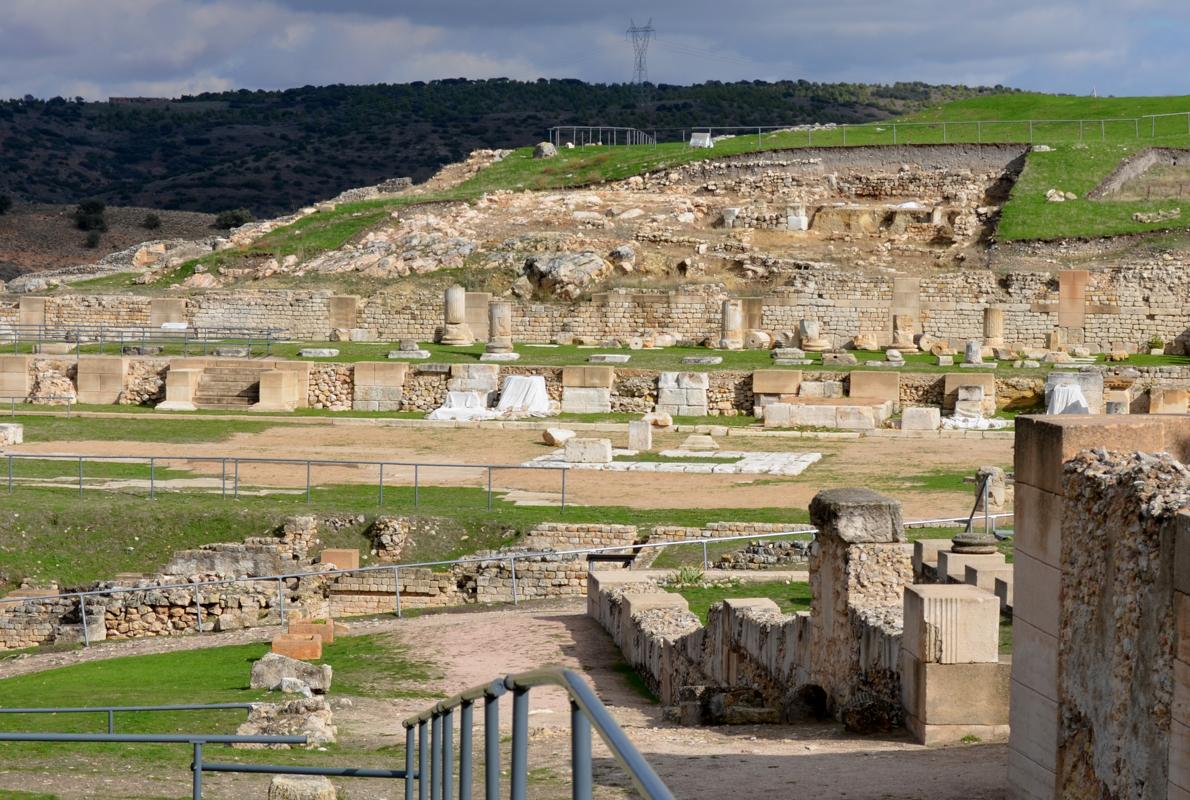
[73,198,107,232]
[214,208,255,229]
[141,213,161,230]
[0,195,11,215]
[83,230,101,248]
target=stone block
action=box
[901,407,941,431]
[808,488,903,544]
[18,296,46,327]
[1013,483,1063,568]
[320,549,360,571]
[564,438,613,464]
[848,371,900,405]
[835,405,877,430]
[76,356,128,405]
[942,373,995,410]
[1008,745,1058,800]
[627,420,652,451]
[0,355,32,398]
[0,423,23,447]
[588,353,629,364]
[326,295,359,330]
[1009,678,1060,774]
[1012,549,1060,638]
[936,551,1006,583]
[561,387,611,414]
[623,592,689,617]
[1151,388,1190,415]
[790,404,837,428]
[561,365,614,389]
[288,619,335,645]
[269,775,336,800]
[965,563,1013,594]
[271,633,322,661]
[1179,516,1190,596]
[253,369,299,412]
[903,584,1000,664]
[149,297,187,328]
[251,652,333,693]
[913,539,950,575]
[543,428,575,446]
[900,651,1009,729]
[763,403,794,428]
[752,369,802,395]
[157,368,201,411]
[1011,617,1057,702]
[798,381,825,398]
[1170,719,1190,794]
[994,576,1013,612]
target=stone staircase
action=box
[193,364,269,409]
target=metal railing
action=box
[0,511,1012,649]
[547,125,656,147]
[403,667,673,800]
[550,111,1190,152]
[0,702,254,733]
[1,324,285,359]
[0,668,670,799]
[1,395,75,416]
[0,451,570,510]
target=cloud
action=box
[0,0,1188,100]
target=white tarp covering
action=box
[494,375,550,416]
[1047,383,1090,415]
[426,375,552,421]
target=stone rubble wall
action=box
[1055,449,1187,800]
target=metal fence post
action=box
[7,455,12,493]
[221,459,227,498]
[442,707,454,800]
[80,596,90,647]
[378,463,384,507]
[486,466,493,511]
[194,587,203,633]
[305,461,312,503]
[510,558,518,606]
[192,741,203,800]
[149,457,155,499]
[78,457,84,497]
[430,714,442,800]
[405,726,416,800]
[510,687,529,800]
[571,702,592,800]
[394,566,402,618]
[483,694,499,800]
[107,709,115,734]
[560,468,567,514]
[701,540,709,571]
[234,460,240,499]
[458,701,473,800]
[418,719,429,800]
[276,579,286,625]
[414,465,420,508]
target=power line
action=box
[626,19,655,85]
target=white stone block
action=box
[627,420,652,451]
[901,407,941,431]
[564,438,613,464]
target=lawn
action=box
[0,633,434,772]
[664,579,812,623]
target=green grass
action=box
[665,580,812,624]
[18,416,277,444]
[0,633,432,769]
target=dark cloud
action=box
[1,0,1187,101]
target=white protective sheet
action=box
[425,375,552,421]
[494,375,551,417]
[426,390,497,421]
[1047,383,1090,415]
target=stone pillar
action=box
[482,301,517,360]
[984,307,1006,349]
[719,300,744,350]
[807,488,911,716]
[964,339,984,365]
[440,285,474,345]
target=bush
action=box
[83,230,101,248]
[0,195,11,215]
[141,213,161,230]
[214,208,255,229]
[73,198,107,232]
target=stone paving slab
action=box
[522,448,822,476]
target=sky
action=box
[1,0,1188,100]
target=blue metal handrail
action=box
[0,702,255,733]
[402,667,674,800]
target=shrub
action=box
[0,195,11,215]
[214,208,255,229]
[141,213,161,230]
[73,198,107,232]
[83,230,101,248]
[1148,335,1165,351]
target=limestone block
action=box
[994,576,1014,612]
[623,592,689,617]
[627,420,652,451]
[0,355,32,398]
[901,407,941,431]
[1010,679,1060,774]
[791,404,838,428]
[561,365,614,389]
[763,403,794,428]
[253,369,299,412]
[320,549,360,571]
[848,371,900,405]
[936,551,1007,583]
[157,368,201,411]
[798,381,825,398]
[942,373,995,411]
[18,296,46,327]
[543,428,575,446]
[464,292,493,342]
[564,438,613,464]
[808,488,903,544]
[965,563,1013,595]
[1151,388,1190,415]
[752,369,802,395]
[327,295,359,330]
[561,387,611,414]
[913,539,950,576]
[0,423,23,447]
[681,434,719,451]
[269,776,336,800]
[251,652,333,693]
[903,584,1000,664]
[272,633,322,661]
[835,405,877,430]
[288,619,336,645]
[900,651,1009,732]
[76,356,128,405]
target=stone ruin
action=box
[588,487,1008,741]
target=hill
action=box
[0,80,1000,217]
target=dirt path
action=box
[0,602,1008,800]
[14,424,1013,518]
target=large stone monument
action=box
[983,307,1005,350]
[891,314,918,351]
[719,300,744,350]
[440,285,474,346]
[798,319,832,352]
